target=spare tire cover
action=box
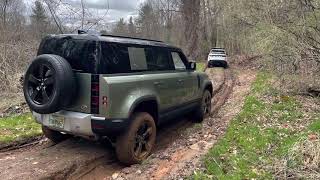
[23,54,76,114]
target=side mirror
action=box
[189,62,197,71]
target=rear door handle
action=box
[154,82,163,86]
[177,79,184,84]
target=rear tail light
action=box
[91,96,99,106]
[91,75,99,114]
[92,82,99,92]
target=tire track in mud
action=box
[0,68,231,180]
[0,136,45,153]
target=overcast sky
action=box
[25,0,145,24]
[65,0,145,23]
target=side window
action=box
[99,42,131,74]
[147,47,173,71]
[171,52,186,70]
[128,47,148,71]
[145,47,158,71]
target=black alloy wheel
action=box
[116,112,156,165]
[27,64,55,105]
[133,121,154,159]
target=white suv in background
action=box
[207,48,228,68]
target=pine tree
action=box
[31,1,47,24]
[136,3,154,38]
[30,0,47,37]
[128,16,136,37]
[113,18,128,36]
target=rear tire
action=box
[192,90,212,123]
[42,126,70,143]
[116,112,156,165]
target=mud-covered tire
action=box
[42,126,70,143]
[192,90,212,123]
[23,54,76,114]
[116,112,156,165]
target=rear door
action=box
[143,47,178,111]
[170,51,199,104]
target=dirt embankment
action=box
[0,67,256,180]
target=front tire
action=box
[192,90,212,123]
[116,112,156,165]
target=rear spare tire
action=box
[23,54,76,114]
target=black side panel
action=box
[158,100,201,125]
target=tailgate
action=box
[65,73,92,114]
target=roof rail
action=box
[78,29,101,36]
[212,47,225,49]
[78,30,87,34]
[101,34,164,43]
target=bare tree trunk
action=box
[1,0,9,86]
[2,0,8,28]
[181,0,200,60]
[81,0,85,29]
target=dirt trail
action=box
[0,67,254,180]
[106,68,256,180]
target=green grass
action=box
[309,119,320,133]
[193,72,320,179]
[0,114,42,145]
[197,62,206,72]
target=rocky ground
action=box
[0,67,257,180]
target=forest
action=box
[0,0,319,95]
[0,1,319,179]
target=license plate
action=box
[49,115,65,129]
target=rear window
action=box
[211,48,225,52]
[211,50,225,54]
[38,36,98,73]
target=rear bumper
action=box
[33,111,129,137]
[91,118,130,136]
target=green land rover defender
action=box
[23,32,213,165]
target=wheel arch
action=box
[129,96,159,125]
